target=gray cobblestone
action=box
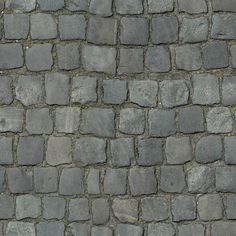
[115,0,143,14]
[216,167,236,192]
[148,223,175,236]
[6,222,35,236]
[38,0,64,11]
[0,137,13,165]
[0,194,14,219]
[178,0,207,13]
[89,0,112,16]
[92,198,109,224]
[211,222,236,236]
[69,198,89,221]
[226,194,236,219]
[37,222,64,236]
[178,224,205,236]
[115,224,142,236]
[222,76,236,105]
[87,169,100,194]
[92,226,112,236]
[66,0,88,11]
[68,223,90,236]
[0,76,13,105]
[148,0,174,13]
[6,0,36,12]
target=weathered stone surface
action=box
[74,137,106,166]
[4,14,29,39]
[37,222,64,236]
[224,136,236,164]
[226,194,236,219]
[115,224,143,236]
[16,195,41,220]
[89,0,112,16]
[16,75,44,106]
[129,168,157,196]
[66,0,88,11]
[166,137,192,164]
[211,14,236,39]
[0,107,24,132]
[6,222,35,236]
[71,76,97,104]
[206,107,233,133]
[192,74,220,105]
[0,194,14,219]
[137,138,163,166]
[82,45,116,74]
[178,0,207,13]
[69,198,90,221]
[148,0,174,13]
[25,44,53,71]
[212,0,236,12]
[80,108,115,137]
[188,166,215,193]
[160,80,189,108]
[129,80,158,107]
[115,0,143,14]
[141,197,168,221]
[222,76,236,105]
[196,135,222,163]
[87,169,100,195]
[6,0,36,12]
[0,44,23,70]
[0,76,13,105]
[119,108,145,134]
[112,198,138,223]
[91,226,112,236]
[216,167,236,192]
[211,222,236,236]
[38,0,64,10]
[68,223,90,236]
[148,223,175,236]
[0,137,13,165]
[92,198,109,224]
[151,16,178,44]
[160,166,186,193]
[178,224,205,236]
[43,197,65,220]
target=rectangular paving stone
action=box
[226,194,236,219]
[216,167,236,192]
[178,224,204,236]
[0,194,14,219]
[148,223,175,236]
[0,137,13,165]
[178,0,207,13]
[66,0,89,11]
[87,169,100,194]
[69,198,90,222]
[6,0,36,12]
[6,222,35,236]
[148,0,174,13]
[37,222,64,236]
[38,0,64,11]
[43,197,65,220]
[115,0,143,14]
[0,107,24,132]
[68,223,90,236]
[92,198,110,224]
[115,224,143,236]
[92,226,112,236]
[89,0,112,16]
[0,76,13,105]
[211,222,236,236]
[222,76,236,105]
[212,0,236,12]
[0,44,23,69]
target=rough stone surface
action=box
[148,223,175,236]
[148,0,174,13]
[6,222,35,236]
[69,198,89,221]
[43,197,65,220]
[115,0,143,14]
[0,76,13,105]
[216,167,236,192]
[178,0,207,13]
[92,198,109,224]
[222,76,236,105]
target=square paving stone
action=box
[110,138,134,167]
[0,137,13,165]
[37,222,64,236]
[87,16,117,45]
[80,108,115,137]
[180,17,208,43]
[148,223,175,236]
[119,108,145,135]
[0,107,24,132]
[71,76,97,104]
[149,109,176,137]
[178,0,207,13]
[6,0,36,11]
[148,0,174,13]
[7,168,33,193]
[82,45,116,74]
[198,194,223,221]
[216,167,236,192]
[45,73,70,105]
[137,138,163,166]
[192,74,220,105]
[160,80,189,108]
[120,17,148,45]
[222,76,236,105]
[89,0,112,16]
[74,137,106,166]
[0,44,23,70]
[151,16,178,44]
[15,75,44,106]
[59,168,84,195]
[4,14,29,39]
[206,107,233,133]
[25,44,53,71]
[16,195,41,220]
[141,197,169,221]
[57,43,80,70]
[68,223,90,236]
[55,107,80,133]
[160,166,186,193]
[187,166,215,193]
[129,80,158,107]
[179,106,204,134]
[202,41,229,69]
[38,0,64,10]
[195,135,222,163]
[175,44,202,71]
[59,15,86,40]
[166,137,192,164]
[115,0,143,14]
[34,167,58,193]
[17,136,44,165]
[145,46,171,72]
[112,198,138,223]
[129,168,157,196]
[31,13,57,39]
[104,169,127,195]
[26,108,53,134]
[103,79,127,104]
[118,48,143,74]
[6,222,35,236]
[43,197,65,220]
[69,198,90,222]
[0,76,13,105]
[172,195,196,221]
[92,198,110,224]
[0,194,14,219]
[46,137,72,166]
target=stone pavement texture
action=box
[0,0,236,235]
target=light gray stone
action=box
[6,0,36,11]
[37,222,64,236]
[66,0,88,11]
[91,226,112,236]
[89,0,112,16]
[224,136,236,164]
[16,75,44,106]
[178,0,207,13]
[38,0,64,10]
[69,198,90,222]
[82,45,116,74]
[6,222,35,236]
[216,167,236,192]
[212,0,236,12]
[148,223,175,236]
[43,197,65,220]
[211,222,236,236]
[0,76,13,105]
[226,194,236,219]
[206,107,233,133]
[0,137,13,165]
[166,137,192,164]
[115,0,143,14]
[87,169,100,194]
[16,195,41,220]
[0,107,24,132]
[0,194,14,219]
[67,223,90,236]
[74,137,106,166]
[115,224,143,236]
[222,76,236,105]
[92,198,109,224]
[178,224,205,236]
[148,0,174,13]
